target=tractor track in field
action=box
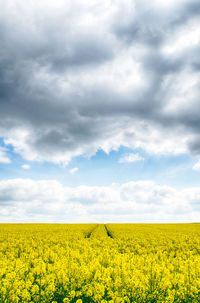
[104,224,114,238]
[85,224,114,239]
[85,224,98,238]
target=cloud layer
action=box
[0,178,199,222]
[1,0,200,164]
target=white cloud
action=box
[0,147,11,164]
[0,178,199,223]
[69,167,79,175]
[162,20,200,55]
[119,153,144,163]
[22,164,30,170]
[193,160,200,171]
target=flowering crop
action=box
[1,223,200,302]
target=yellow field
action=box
[0,224,200,303]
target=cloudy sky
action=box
[0,0,200,222]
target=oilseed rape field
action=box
[1,224,200,303]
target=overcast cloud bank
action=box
[0,0,200,164]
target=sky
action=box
[0,0,200,222]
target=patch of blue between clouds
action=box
[0,138,199,189]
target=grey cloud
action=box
[46,36,115,72]
[188,137,200,155]
[0,0,200,162]
[170,1,200,27]
[114,0,200,45]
